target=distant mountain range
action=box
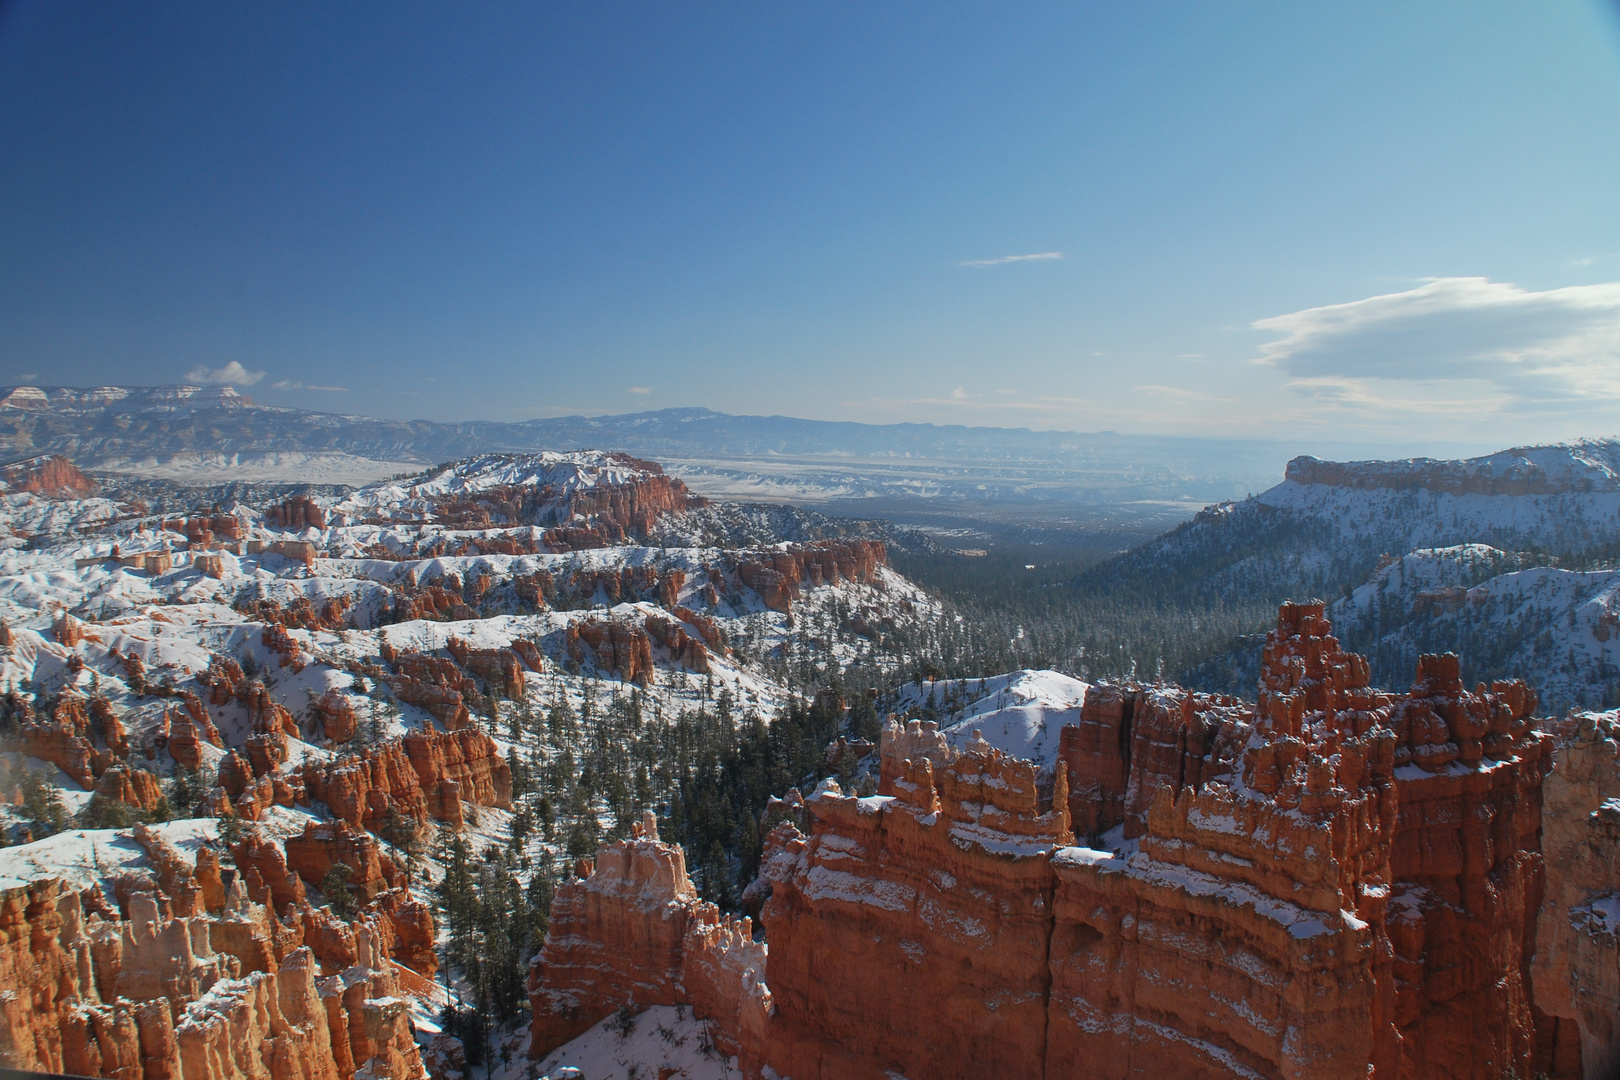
[0,383,1436,534]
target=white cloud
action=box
[185,361,265,386]
[958,252,1063,268]
[627,386,652,395]
[1253,277,1620,413]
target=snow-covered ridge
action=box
[895,670,1088,770]
[340,451,664,508]
[1285,439,1620,496]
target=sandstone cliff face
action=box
[0,837,428,1080]
[1284,452,1616,496]
[526,602,1583,1080]
[529,813,696,1053]
[302,725,510,833]
[759,747,1072,1080]
[264,496,327,531]
[566,618,654,685]
[0,453,97,496]
[1532,711,1620,1080]
[733,540,888,615]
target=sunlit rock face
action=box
[0,860,426,1080]
[527,602,1589,1080]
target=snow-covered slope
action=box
[517,1004,740,1080]
[1155,440,1620,708]
[895,670,1087,770]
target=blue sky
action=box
[3,2,1620,445]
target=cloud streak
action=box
[1253,277,1620,415]
[958,252,1063,268]
[271,380,347,392]
[185,361,264,386]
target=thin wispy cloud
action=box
[627,386,652,395]
[271,379,347,392]
[185,361,264,386]
[958,252,1063,268]
[1254,276,1620,416]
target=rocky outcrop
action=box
[566,618,654,685]
[759,745,1072,1080]
[876,715,954,794]
[385,650,474,730]
[304,725,510,833]
[283,820,399,902]
[1286,449,1620,497]
[401,725,511,821]
[734,540,887,614]
[0,454,96,496]
[528,812,770,1066]
[303,740,432,832]
[644,612,712,672]
[93,764,163,813]
[264,496,326,531]
[1533,711,1620,1080]
[445,636,525,697]
[528,813,696,1053]
[0,827,428,1080]
[307,690,355,747]
[528,601,1579,1080]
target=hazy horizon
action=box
[5,3,1620,448]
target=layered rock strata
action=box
[0,849,426,1080]
[1532,711,1620,1080]
[527,812,770,1065]
[529,602,1581,1080]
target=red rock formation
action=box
[758,742,1072,1080]
[446,635,525,696]
[15,718,95,787]
[234,832,309,914]
[0,454,96,496]
[284,820,398,903]
[205,655,245,705]
[386,650,475,729]
[509,637,544,672]
[369,889,439,979]
[671,605,728,655]
[734,539,888,615]
[1532,711,1620,1079]
[876,715,954,794]
[264,495,327,531]
[238,679,300,739]
[259,622,307,672]
[167,707,204,770]
[95,764,163,812]
[303,740,432,832]
[528,813,701,1055]
[644,612,712,672]
[313,689,358,743]
[527,602,1574,1080]
[566,617,654,684]
[402,724,513,820]
[236,595,352,632]
[303,725,508,833]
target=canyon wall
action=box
[0,848,426,1080]
[1532,711,1620,1080]
[528,602,1592,1080]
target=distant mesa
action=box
[1286,439,1620,496]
